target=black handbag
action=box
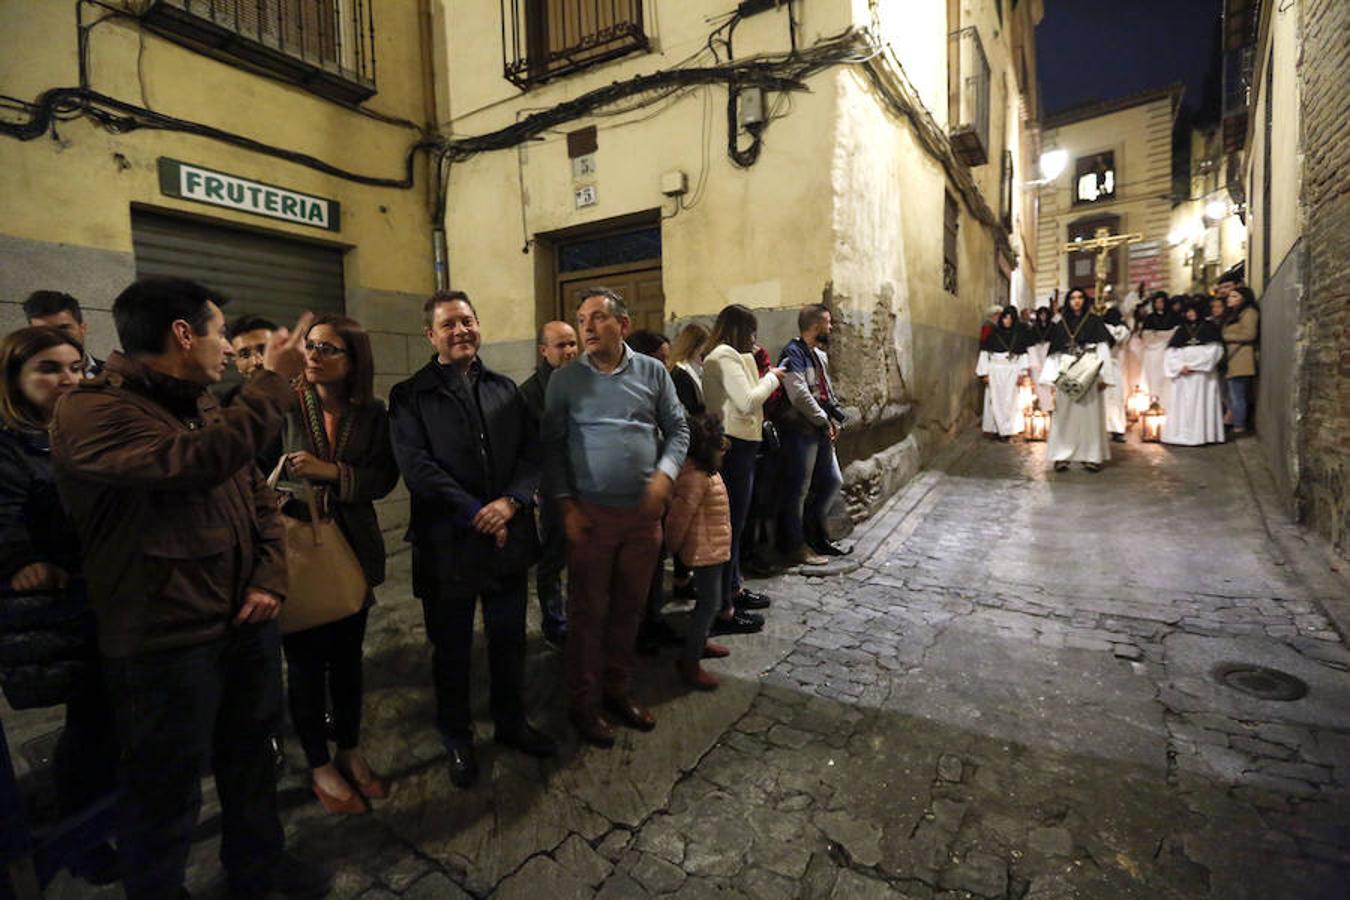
[760,420,781,452]
[0,582,98,710]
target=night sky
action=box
[1036,0,1223,118]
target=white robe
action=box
[1123,333,1146,402]
[1039,342,1116,464]
[977,350,1029,436]
[1025,340,1055,412]
[1139,328,1175,402]
[1161,343,1226,446]
[1102,323,1131,434]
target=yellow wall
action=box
[0,0,437,370]
[1034,95,1177,301]
[441,0,1028,441]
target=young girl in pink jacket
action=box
[663,416,733,690]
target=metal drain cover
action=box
[1213,662,1309,701]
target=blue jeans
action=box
[102,625,285,898]
[1227,376,1253,430]
[778,426,843,550]
[721,437,759,607]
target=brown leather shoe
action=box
[675,659,719,691]
[570,708,617,747]
[701,642,730,659]
[603,694,656,731]
[312,777,369,815]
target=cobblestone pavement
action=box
[24,431,1350,898]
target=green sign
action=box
[157,158,340,231]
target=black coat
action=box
[389,357,540,599]
[0,427,81,581]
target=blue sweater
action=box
[542,346,690,507]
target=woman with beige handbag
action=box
[268,314,399,815]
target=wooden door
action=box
[559,262,665,334]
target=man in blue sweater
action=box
[542,288,689,746]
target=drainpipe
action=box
[421,0,449,289]
[433,222,449,291]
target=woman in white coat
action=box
[1161,300,1226,446]
[976,305,1031,440]
[701,305,784,632]
[1039,288,1116,472]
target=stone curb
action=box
[782,429,979,579]
[1233,437,1350,643]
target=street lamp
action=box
[1039,148,1068,181]
[1204,199,1230,222]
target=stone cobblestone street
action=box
[32,430,1350,899]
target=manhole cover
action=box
[1213,663,1308,701]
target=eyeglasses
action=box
[304,340,347,358]
[234,343,267,360]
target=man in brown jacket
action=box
[50,277,329,899]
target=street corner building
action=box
[0,0,445,544]
[438,0,1044,520]
[2,0,1046,528]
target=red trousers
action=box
[565,500,662,710]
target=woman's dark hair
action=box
[1232,285,1257,308]
[0,327,84,432]
[1035,305,1051,325]
[704,304,758,355]
[113,277,227,355]
[627,329,670,359]
[307,314,375,406]
[1065,288,1088,311]
[685,414,726,474]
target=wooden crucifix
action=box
[1062,226,1144,312]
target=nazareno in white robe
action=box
[1039,341,1116,464]
[1138,328,1175,402]
[1025,340,1055,411]
[1161,343,1226,446]
[977,350,1029,436]
[1102,323,1131,434]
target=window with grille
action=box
[143,0,376,104]
[1074,151,1116,204]
[944,191,960,295]
[502,0,648,88]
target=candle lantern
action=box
[1141,400,1166,442]
[1126,385,1150,422]
[1017,377,1035,417]
[1024,403,1049,441]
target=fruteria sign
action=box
[157,158,340,232]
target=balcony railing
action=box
[143,0,376,104]
[502,0,648,89]
[948,26,990,167]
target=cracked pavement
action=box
[26,431,1350,898]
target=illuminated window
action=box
[1074,151,1116,204]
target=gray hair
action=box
[578,286,629,319]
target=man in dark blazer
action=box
[388,290,558,789]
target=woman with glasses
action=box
[275,315,399,813]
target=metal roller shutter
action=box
[131,209,345,326]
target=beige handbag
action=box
[267,457,367,635]
[1054,351,1103,402]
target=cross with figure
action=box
[1062,226,1144,311]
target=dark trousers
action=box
[1227,375,1254,430]
[421,575,528,744]
[51,668,119,816]
[281,608,369,769]
[779,426,843,550]
[682,563,724,662]
[721,437,759,607]
[566,500,662,710]
[536,495,567,630]
[102,625,284,899]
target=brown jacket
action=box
[1222,304,1259,378]
[50,352,292,658]
[663,463,732,568]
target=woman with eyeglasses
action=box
[275,315,400,813]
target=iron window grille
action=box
[947,26,990,167]
[142,0,376,104]
[501,0,648,89]
[1073,151,1116,205]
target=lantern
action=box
[1024,403,1050,441]
[1141,400,1166,442]
[1126,385,1150,422]
[1017,376,1035,417]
